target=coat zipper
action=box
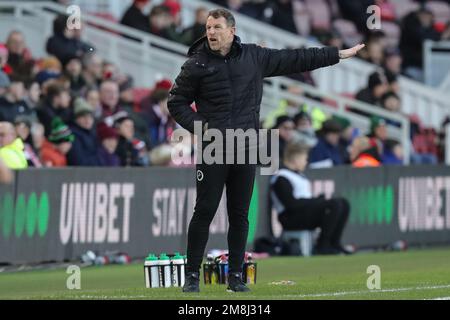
[225,58,235,127]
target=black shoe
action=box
[313,245,341,255]
[182,272,200,293]
[227,272,250,292]
[334,245,354,255]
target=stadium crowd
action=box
[0,0,449,170]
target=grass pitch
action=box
[1,247,450,300]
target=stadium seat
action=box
[282,230,314,257]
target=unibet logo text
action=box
[59,183,134,244]
[398,177,450,231]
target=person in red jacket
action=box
[41,117,74,167]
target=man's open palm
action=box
[339,44,365,59]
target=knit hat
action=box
[370,116,387,134]
[0,71,10,88]
[48,117,74,144]
[97,122,118,141]
[155,79,172,91]
[73,97,94,117]
[332,115,351,130]
[320,119,343,134]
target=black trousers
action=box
[278,198,350,249]
[186,162,256,274]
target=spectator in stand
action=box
[309,119,344,168]
[140,79,176,148]
[5,30,34,78]
[0,43,12,75]
[14,116,42,167]
[96,122,120,167]
[223,0,261,19]
[400,7,440,82]
[0,121,28,169]
[85,87,102,119]
[119,78,150,148]
[267,0,298,34]
[35,56,62,86]
[183,7,209,45]
[64,56,86,95]
[381,91,401,114]
[333,115,354,165]
[114,113,141,166]
[383,47,402,78]
[31,122,45,160]
[368,116,388,143]
[40,117,74,167]
[23,79,41,117]
[272,115,296,160]
[355,70,389,107]
[46,14,93,65]
[99,80,121,118]
[337,0,375,34]
[350,136,382,167]
[148,5,185,43]
[36,82,72,136]
[382,138,403,165]
[82,53,103,88]
[67,98,101,166]
[292,111,317,148]
[0,74,35,123]
[120,0,151,33]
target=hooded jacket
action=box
[168,36,340,134]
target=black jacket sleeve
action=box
[256,46,340,78]
[168,59,207,134]
[272,176,310,211]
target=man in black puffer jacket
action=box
[168,8,364,293]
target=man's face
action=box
[9,81,25,101]
[7,32,25,55]
[278,121,295,141]
[100,82,119,109]
[0,123,16,147]
[206,16,235,53]
[57,141,72,155]
[76,113,94,130]
[118,119,134,141]
[375,125,387,141]
[325,132,340,146]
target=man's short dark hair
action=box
[208,9,236,27]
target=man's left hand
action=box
[339,44,365,59]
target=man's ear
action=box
[230,27,236,36]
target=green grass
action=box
[1,248,450,300]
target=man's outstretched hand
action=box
[338,44,365,59]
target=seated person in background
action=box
[270,142,351,255]
[40,117,74,167]
[292,111,317,148]
[0,121,28,169]
[382,139,403,165]
[308,119,344,168]
[350,136,382,167]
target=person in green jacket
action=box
[0,121,28,169]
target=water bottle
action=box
[218,255,229,284]
[159,253,172,288]
[203,254,214,284]
[245,253,257,284]
[144,254,159,288]
[171,252,185,287]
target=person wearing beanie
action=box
[114,113,141,166]
[273,115,295,160]
[332,115,354,164]
[308,119,344,168]
[96,122,120,167]
[350,136,381,168]
[67,98,102,166]
[40,117,74,167]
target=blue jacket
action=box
[67,124,102,166]
[308,137,343,166]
